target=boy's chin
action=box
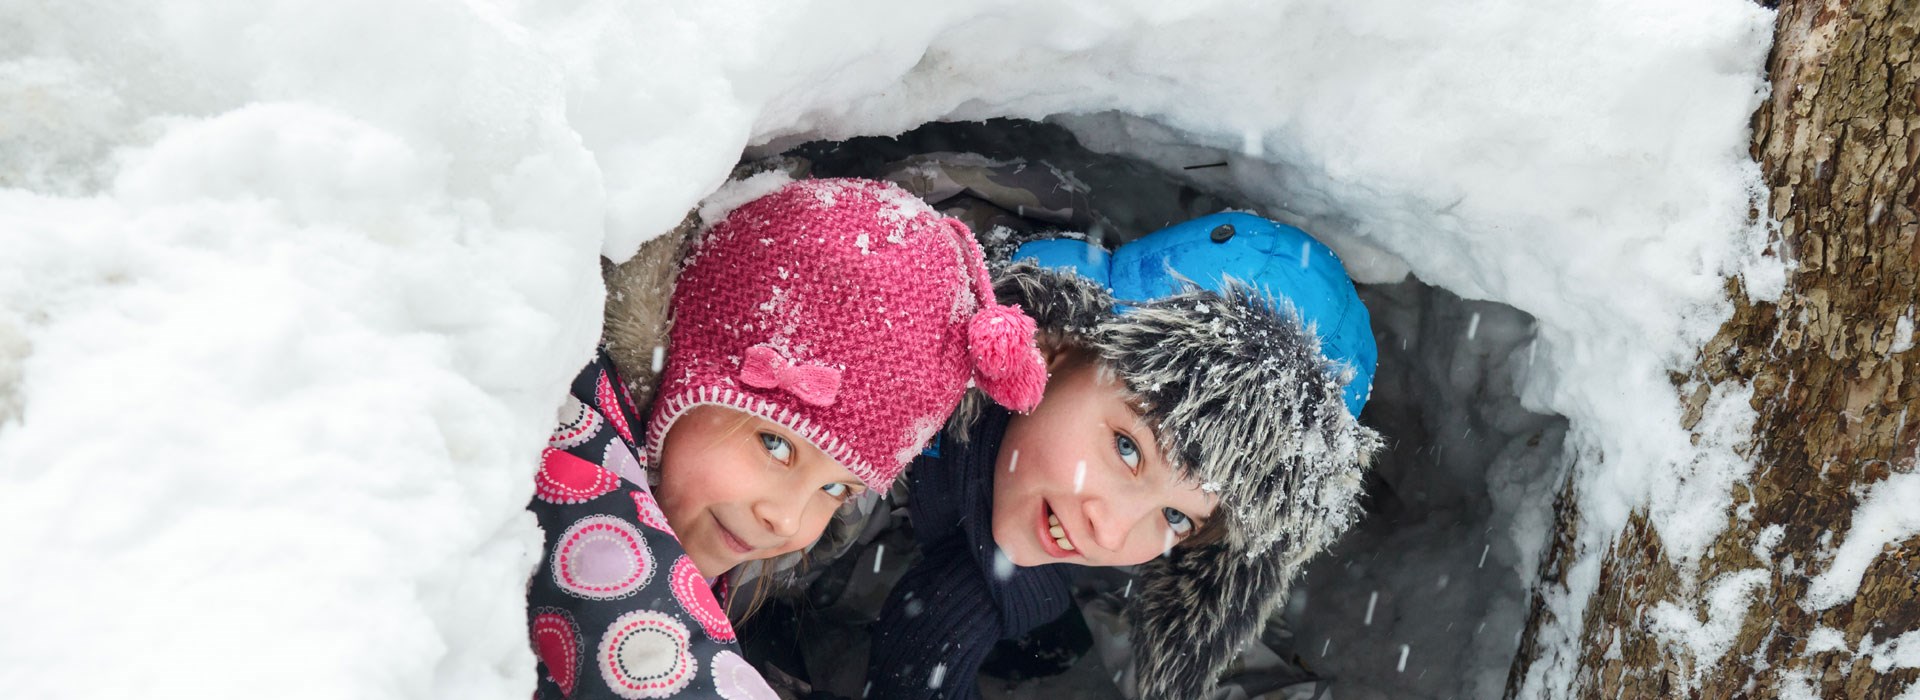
[990,521,1044,566]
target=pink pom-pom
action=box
[968,304,1047,412]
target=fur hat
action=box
[991,236,1381,698]
[647,178,1046,491]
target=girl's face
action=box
[991,353,1219,568]
[657,405,868,578]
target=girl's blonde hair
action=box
[723,495,880,622]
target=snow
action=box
[1753,523,1786,560]
[1806,471,1920,611]
[696,170,795,230]
[1647,569,1769,683]
[1790,627,1920,689]
[1805,626,1849,654]
[1864,630,1920,674]
[1777,670,1827,700]
[0,0,1780,698]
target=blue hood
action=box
[1012,212,1376,417]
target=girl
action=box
[526,177,1045,699]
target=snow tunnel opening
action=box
[757,118,1571,699]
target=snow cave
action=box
[728,118,1574,699]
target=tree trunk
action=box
[1508,0,1920,697]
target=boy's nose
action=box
[1080,498,1141,553]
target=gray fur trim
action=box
[993,260,1114,355]
[1097,281,1378,558]
[1126,539,1294,700]
[601,213,696,411]
[1104,282,1377,699]
[969,261,1379,699]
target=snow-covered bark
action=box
[1509,1,1920,696]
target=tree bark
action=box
[1508,0,1920,697]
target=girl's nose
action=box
[753,495,802,539]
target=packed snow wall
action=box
[0,2,1779,699]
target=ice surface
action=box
[0,0,1779,698]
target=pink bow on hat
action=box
[738,344,843,406]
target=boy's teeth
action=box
[1045,512,1073,552]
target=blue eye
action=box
[1114,433,1140,470]
[821,482,852,499]
[759,432,793,462]
[1163,508,1193,535]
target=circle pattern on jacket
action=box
[603,438,647,487]
[530,608,583,696]
[598,609,695,699]
[596,370,637,445]
[553,515,654,600]
[669,556,734,642]
[629,490,673,535]
[536,448,622,505]
[550,395,602,449]
[711,650,778,700]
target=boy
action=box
[864,210,1381,700]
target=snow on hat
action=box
[646,178,1045,491]
[995,214,1382,699]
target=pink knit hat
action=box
[644,178,1046,490]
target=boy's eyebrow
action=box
[1156,452,1221,515]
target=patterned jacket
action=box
[527,350,776,699]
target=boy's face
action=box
[991,353,1218,568]
[657,406,868,578]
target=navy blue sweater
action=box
[865,407,1077,699]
